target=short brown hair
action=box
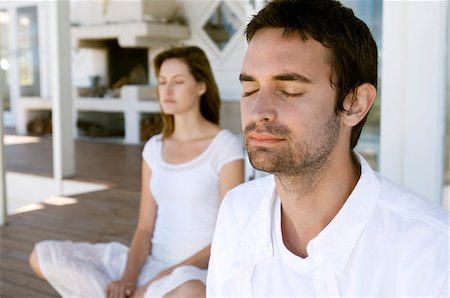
[246,0,378,149]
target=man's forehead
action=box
[242,30,331,80]
[245,29,328,60]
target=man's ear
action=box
[342,83,377,127]
[197,81,207,96]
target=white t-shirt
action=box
[252,196,316,297]
[142,129,244,265]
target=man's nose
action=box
[249,88,277,123]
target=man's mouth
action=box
[248,132,285,145]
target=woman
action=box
[29,46,245,298]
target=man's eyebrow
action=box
[239,73,313,83]
[273,73,312,83]
[239,73,255,82]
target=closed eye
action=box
[280,90,303,98]
[242,89,258,97]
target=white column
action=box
[49,0,75,192]
[125,110,139,144]
[0,86,6,226]
[380,1,447,204]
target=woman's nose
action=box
[163,83,173,95]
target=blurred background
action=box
[1,0,449,218]
[0,0,448,218]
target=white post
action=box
[0,81,6,226]
[49,0,75,193]
[380,1,447,204]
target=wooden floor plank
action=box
[1,257,34,277]
[2,133,142,297]
[5,132,143,192]
[1,269,59,297]
[0,281,51,298]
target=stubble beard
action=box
[245,113,341,183]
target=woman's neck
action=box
[171,113,219,141]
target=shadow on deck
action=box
[1,189,140,297]
[1,131,143,297]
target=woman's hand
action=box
[105,279,136,298]
[129,284,149,298]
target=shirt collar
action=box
[225,176,276,281]
[233,154,382,276]
[237,179,275,248]
[307,154,382,275]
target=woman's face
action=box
[157,58,206,116]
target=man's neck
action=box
[275,153,361,258]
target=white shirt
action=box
[207,155,449,297]
[252,196,316,297]
[142,130,244,265]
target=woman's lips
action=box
[162,99,176,104]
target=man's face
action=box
[240,28,341,176]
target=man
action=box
[207,0,449,296]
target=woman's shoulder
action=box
[215,129,241,142]
[144,133,163,146]
[214,129,243,150]
[142,133,163,163]
[210,129,244,159]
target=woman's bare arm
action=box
[105,161,157,298]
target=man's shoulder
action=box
[232,174,274,190]
[360,174,450,288]
[220,175,274,218]
[376,173,449,236]
[226,175,274,201]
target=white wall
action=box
[151,1,247,102]
[380,1,448,204]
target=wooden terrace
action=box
[1,131,143,297]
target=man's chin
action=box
[248,156,275,173]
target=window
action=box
[0,9,10,110]
[444,2,450,209]
[203,2,242,51]
[445,82,449,209]
[17,6,40,97]
[343,0,383,170]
